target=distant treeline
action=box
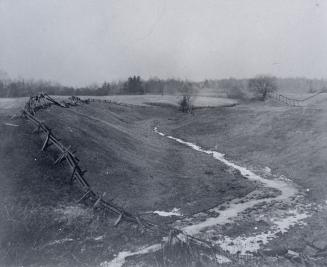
[0,75,326,98]
[0,76,196,97]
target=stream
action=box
[101,127,312,266]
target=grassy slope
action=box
[35,103,254,215]
[161,101,327,265]
[163,103,327,202]
[0,102,255,266]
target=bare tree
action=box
[248,75,277,100]
[178,95,193,113]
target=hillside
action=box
[2,96,327,266]
[0,100,253,266]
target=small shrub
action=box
[178,95,193,113]
[248,75,277,101]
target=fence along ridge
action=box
[21,94,218,254]
[267,91,323,107]
[22,94,153,228]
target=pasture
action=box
[1,93,327,266]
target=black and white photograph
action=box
[1,1,327,266]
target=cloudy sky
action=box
[0,0,326,86]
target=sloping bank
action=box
[101,126,312,266]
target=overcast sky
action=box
[0,0,326,86]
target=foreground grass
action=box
[2,99,327,266]
[0,113,159,266]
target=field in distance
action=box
[80,94,238,108]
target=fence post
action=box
[41,130,52,151]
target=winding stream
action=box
[101,127,311,266]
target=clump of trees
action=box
[248,75,278,100]
[122,76,144,94]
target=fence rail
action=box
[267,91,322,107]
[22,94,155,228]
[20,94,216,252]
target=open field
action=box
[0,97,28,115]
[80,94,238,108]
[1,94,327,266]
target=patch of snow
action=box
[287,249,300,257]
[54,205,91,224]
[216,254,232,264]
[4,122,19,127]
[153,208,182,217]
[264,167,272,174]
[100,244,161,267]
[272,210,308,234]
[47,238,74,246]
[215,209,308,255]
[182,198,271,235]
[94,235,104,241]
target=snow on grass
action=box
[153,208,182,217]
[100,242,231,267]
[264,166,272,174]
[217,209,309,255]
[4,122,19,127]
[54,205,92,224]
[100,244,161,267]
[154,127,310,254]
[47,238,74,246]
[103,127,311,266]
[216,254,232,264]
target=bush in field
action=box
[179,95,193,113]
[248,75,277,100]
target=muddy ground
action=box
[1,98,327,266]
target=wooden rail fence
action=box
[22,94,155,229]
[267,91,322,107]
[21,93,217,253]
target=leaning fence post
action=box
[77,189,92,203]
[114,212,124,227]
[41,130,52,151]
[54,145,71,165]
[93,195,102,209]
[70,166,77,184]
[33,123,41,134]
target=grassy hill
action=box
[164,102,327,202]
[0,100,253,266]
[2,94,327,266]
